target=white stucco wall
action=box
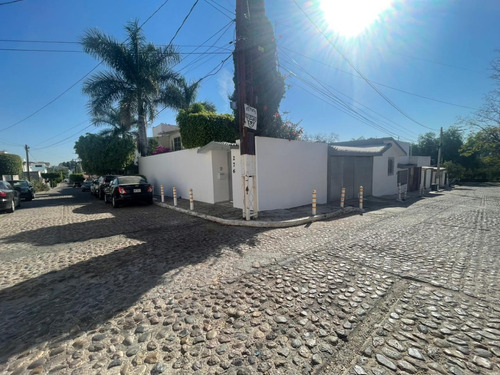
[232,137,328,211]
[372,147,400,196]
[139,149,216,204]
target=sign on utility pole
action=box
[236,0,258,220]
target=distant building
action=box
[151,123,183,151]
[23,161,50,173]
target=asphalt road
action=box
[0,183,499,374]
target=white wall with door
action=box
[139,147,232,204]
[232,137,328,211]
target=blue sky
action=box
[0,0,499,166]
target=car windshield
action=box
[10,181,28,187]
[117,176,147,185]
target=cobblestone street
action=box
[0,184,499,374]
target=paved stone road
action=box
[0,184,498,374]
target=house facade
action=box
[152,123,183,151]
[329,138,431,199]
[139,136,433,213]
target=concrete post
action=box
[312,189,317,216]
[173,187,177,206]
[160,185,164,203]
[189,189,194,210]
[340,187,346,208]
[359,186,364,209]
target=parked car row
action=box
[88,175,153,208]
[0,180,36,214]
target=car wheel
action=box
[27,195,32,201]
[112,196,120,208]
[99,189,104,200]
[147,198,153,205]
[104,194,110,204]
[7,199,15,213]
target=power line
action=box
[292,0,436,132]
[280,46,479,111]
[168,0,200,46]
[0,63,102,133]
[0,47,231,55]
[279,61,414,142]
[203,0,234,20]
[0,0,22,5]
[32,124,94,150]
[0,0,177,133]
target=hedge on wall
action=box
[0,153,23,176]
[178,111,238,149]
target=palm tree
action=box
[160,77,201,110]
[82,20,180,156]
[92,106,138,140]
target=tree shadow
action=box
[0,192,267,363]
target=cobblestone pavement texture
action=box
[0,184,499,375]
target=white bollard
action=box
[173,187,177,206]
[398,183,402,201]
[340,187,346,208]
[160,185,164,203]
[359,186,364,210]
[312,189,317,216]
[189,189,194,210]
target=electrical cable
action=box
[279,51,420,139]
[279,62,414,142]
[0,0,173,133]
[279,46,480,111]
[292,0,436,132]
[167,0,200,47]
[203,0,234,20]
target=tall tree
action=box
[456,53,500,180]
[74,133,135,175]
[92,106,138,139]
[81,20,180,156]
[231,0,300,140]
[159,77,201,110]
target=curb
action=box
[154,200,362,228]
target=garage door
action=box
[328,156,373,202]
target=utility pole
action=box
[236,0,258,220]
[24,144,30,181]
[436,127,443,190]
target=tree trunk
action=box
[137,114,147,156]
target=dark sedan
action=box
[0,181,21,213]
[8,180,35,201]
[104,175,153,208]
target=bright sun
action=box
[320,0,392,37]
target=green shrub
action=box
[69,173,85,183]
[31,180,50,192]
[178,111,237,149]
[0,153,23,176]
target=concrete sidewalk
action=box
[153,188,437,227]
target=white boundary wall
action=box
[139,149,216,204]
[232,137,328,211]
[372,146,401,196]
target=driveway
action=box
[0,184,498,374]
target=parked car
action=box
[0,181,21,213]
[90,179,99,196]
[7,180,35,201]
[104,175,153,208]
[81,181,92,192]
[73,181,82,188]
[97,175,117,200]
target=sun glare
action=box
[320,0,392,37]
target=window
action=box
[388,157,394,176]
[173,137,182,151]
